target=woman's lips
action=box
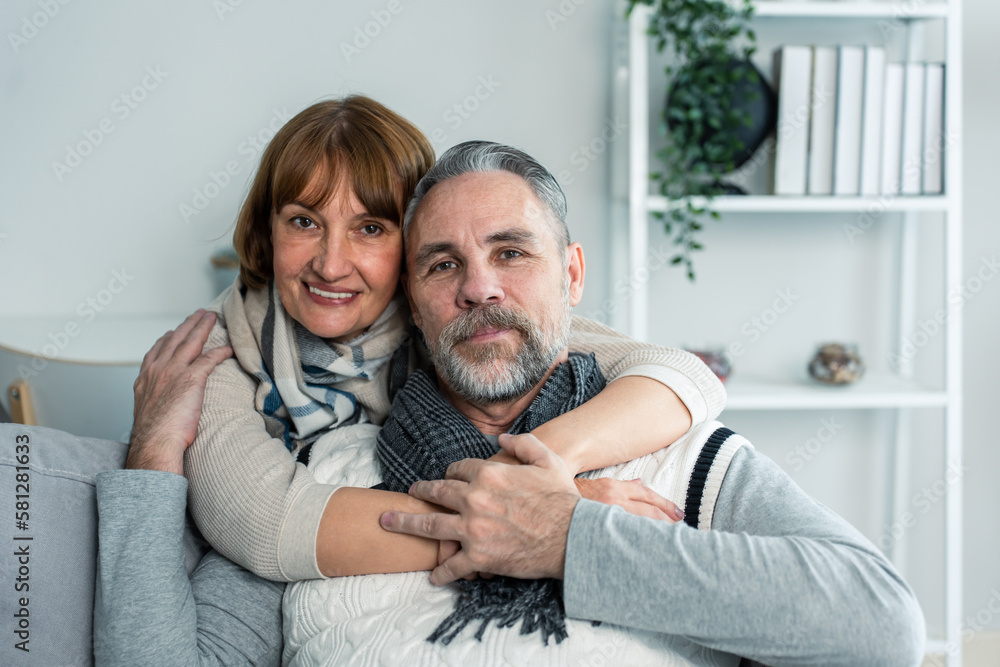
[304,283,359,305]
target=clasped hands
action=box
[380,432,683,585]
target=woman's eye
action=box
[290,215,315,229]
[362,224,383,236]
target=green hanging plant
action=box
[626,0,761,280]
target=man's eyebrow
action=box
[486,228,540,246]
[414,242,457,268]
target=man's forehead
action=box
[409,172,553,247]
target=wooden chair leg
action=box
[8,380,36,426]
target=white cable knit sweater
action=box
[281,420,745,667]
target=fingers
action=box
[498,433,562,469]
[195,344,234,375]
[176,310,218,362]
[430,551,478,586]
[444,458,488,483]
[159,310,207,361]
[634,484,683,521]
[407,479,469,511]
[379,510,464,542]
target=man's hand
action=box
[126,310,232,475]
[380,433,581,584]
[574,477,684,522]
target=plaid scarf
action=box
[376,353,606,645]
[219,279,410,450]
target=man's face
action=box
[404,171,585,405]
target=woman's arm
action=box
[531,315,726,474]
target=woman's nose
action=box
[311,233,354,281]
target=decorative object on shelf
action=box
[210,247,240,295]
[686,348,732,383]
[626,0,764,280]
[808,343,865,385]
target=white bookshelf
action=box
[622,2,963,664]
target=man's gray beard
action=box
[431,297,571,406]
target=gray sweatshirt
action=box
[94,471,284,666]
[94,447,925,666]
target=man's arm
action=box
[381,434,925,667]
[94,310,284,666]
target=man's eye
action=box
[290,215,315,229]
[499,249,522,260]
[432,261,457,272]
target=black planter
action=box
[665,56,777,172]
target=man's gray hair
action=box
[402,140,570,248]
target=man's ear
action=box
[565,242,585,306]
[401,273,422,328]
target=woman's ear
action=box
[565,242,585,306]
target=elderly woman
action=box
[95,96,726,664]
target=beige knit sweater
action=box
[185,311,726,582]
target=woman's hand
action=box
[127,310,233,475]
[573,477,684,522]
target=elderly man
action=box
[369,140,926,666]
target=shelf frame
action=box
[625,2,963,663]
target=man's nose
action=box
[458,261,504,307]
[311,233,354,281]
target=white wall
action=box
[1,0,997,638]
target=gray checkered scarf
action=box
[219,279,410,450]
[376,353,605,646]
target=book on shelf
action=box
[772,45,813,196]
[769,46,946,198]
[833,45,865,195]
[807,46,838,195]
[859,46,886,196]
[922,63,945,194]
[900,62,926,195]
[880,63,905,195]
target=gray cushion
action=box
[1,424,127,666]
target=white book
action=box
[922,63,945,194]
[859,46,886,196]
[900,63,926,195]
[880,64,905,195]
[807,46,838,195]
[833,46,865,195]
[772,46,814,195]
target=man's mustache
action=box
[439,305,533,349]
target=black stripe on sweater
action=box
[684,427,735,528]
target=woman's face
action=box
[271,176,403,342]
